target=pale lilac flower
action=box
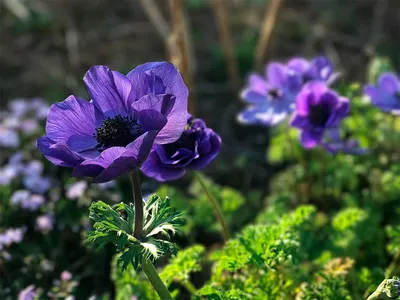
[21,119,39,135]
[0,126,19,148]
[10,190,31,206]
[18,284,36,300]
[61,271,73,281]
[9,152,24,165]
[36,214,54,233]
[66,181,88,199]
[0,165,19,186]
[24,160,44,176]
[96,180,116,190]
[21,194,45,211]
[31,98,50,120]
[23,175,51,194]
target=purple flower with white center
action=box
[23,175,51,194]
[10,190,31,206]
[287,56,338,85]
[36,214,54,234]
[290,82,349,149]
[238,62,301,126]
[21,194,45,211]
[364,72,400,114]
[18,285,36,300]
[320,128,367,155]
[0,126,19,148]
[66,181,88,199]
[37,62,188,183]
[141,116,221,181]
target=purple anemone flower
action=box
[37,62,188,183]
[364,72,400,114]
[321,128,367,155]
[290,82,349,149]
[141,116,221,181]
[287,56,338,85]
[238,62,302,126]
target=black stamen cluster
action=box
[309,103,331,126]
[95,115,142,149]
[268,88,282,99]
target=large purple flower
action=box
[238,62,302,126]
[287,56,338,84]
[141,116,221,181]
[364,72,400,114]
[290,82,349,149]
[37,62,188,183]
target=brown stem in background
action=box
[169,0,195,114]
[211,0,240,91]
[254,0,283,68]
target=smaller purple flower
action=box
[320,129,368,155]
[290,82,349,149]
[23,175,51,194]
[22,194,45,211]
[364,72,400,114]
[0,126,19,148]
[31,98,50,120]
[36,214,54,234]
[238,62,302,126]
[24,160,44,176]
[18,285,36,300]
[141,116,221,181]
[287,56,338,84]
[61,271,73,281]
[9,99,30,118]
[66,181,88,199]
[0,165,20,186]
[10,190,31,206]
[21,119,39,135]
[0,227,26,246]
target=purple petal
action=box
[378,73,400,94]
[266,63,287,88]
[290,115,310,128]
[300,130,324,148]
[141,151,186,182]
[136,109,168,133]
[247,74,268,94]
[156,146,194,166]
[83,66,134,116]
[37,137,83,167]
[287,58,310,73]
[93,131,158,183]
[190,130,221,169]
[241,89,266,105]
[66,135,99,158]
[46,95,98,143]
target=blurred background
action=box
[1,0,400,299]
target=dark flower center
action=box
[309,103,331,127]
[95,115,142,149]
[267,88,282,99]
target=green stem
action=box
[141,259,173,300]
[182,280,197,295]
[130,171,173,300]
[195,172,230,241]
[385,252,400,278]
[130,170,144,239]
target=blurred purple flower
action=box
[290,82,349,149]
[0,227,26,247]
[364,72,400,114]
[21,194,45,211]
[9,99,30,118]
[21,119,39,135]
[36,214,54,234]
[321,129,368,155]
[287,56,338,85]
[9,152,24,165]
[23,175,51,194]
[141,116,221,181]
[31,98,50,119]
[24,160,44,176]
[18,285,36,300]
[61,271,73,281]
[66,181,87,199]
[238,62,301,126]
[0,126,19,148]
[10,190,31,206]
[37,62,189,183]
[0,165,20,186]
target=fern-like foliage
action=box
[87,194,184,270]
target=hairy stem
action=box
[141,259,173,300]
[195,172,230,242]
[130,170,143,239]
